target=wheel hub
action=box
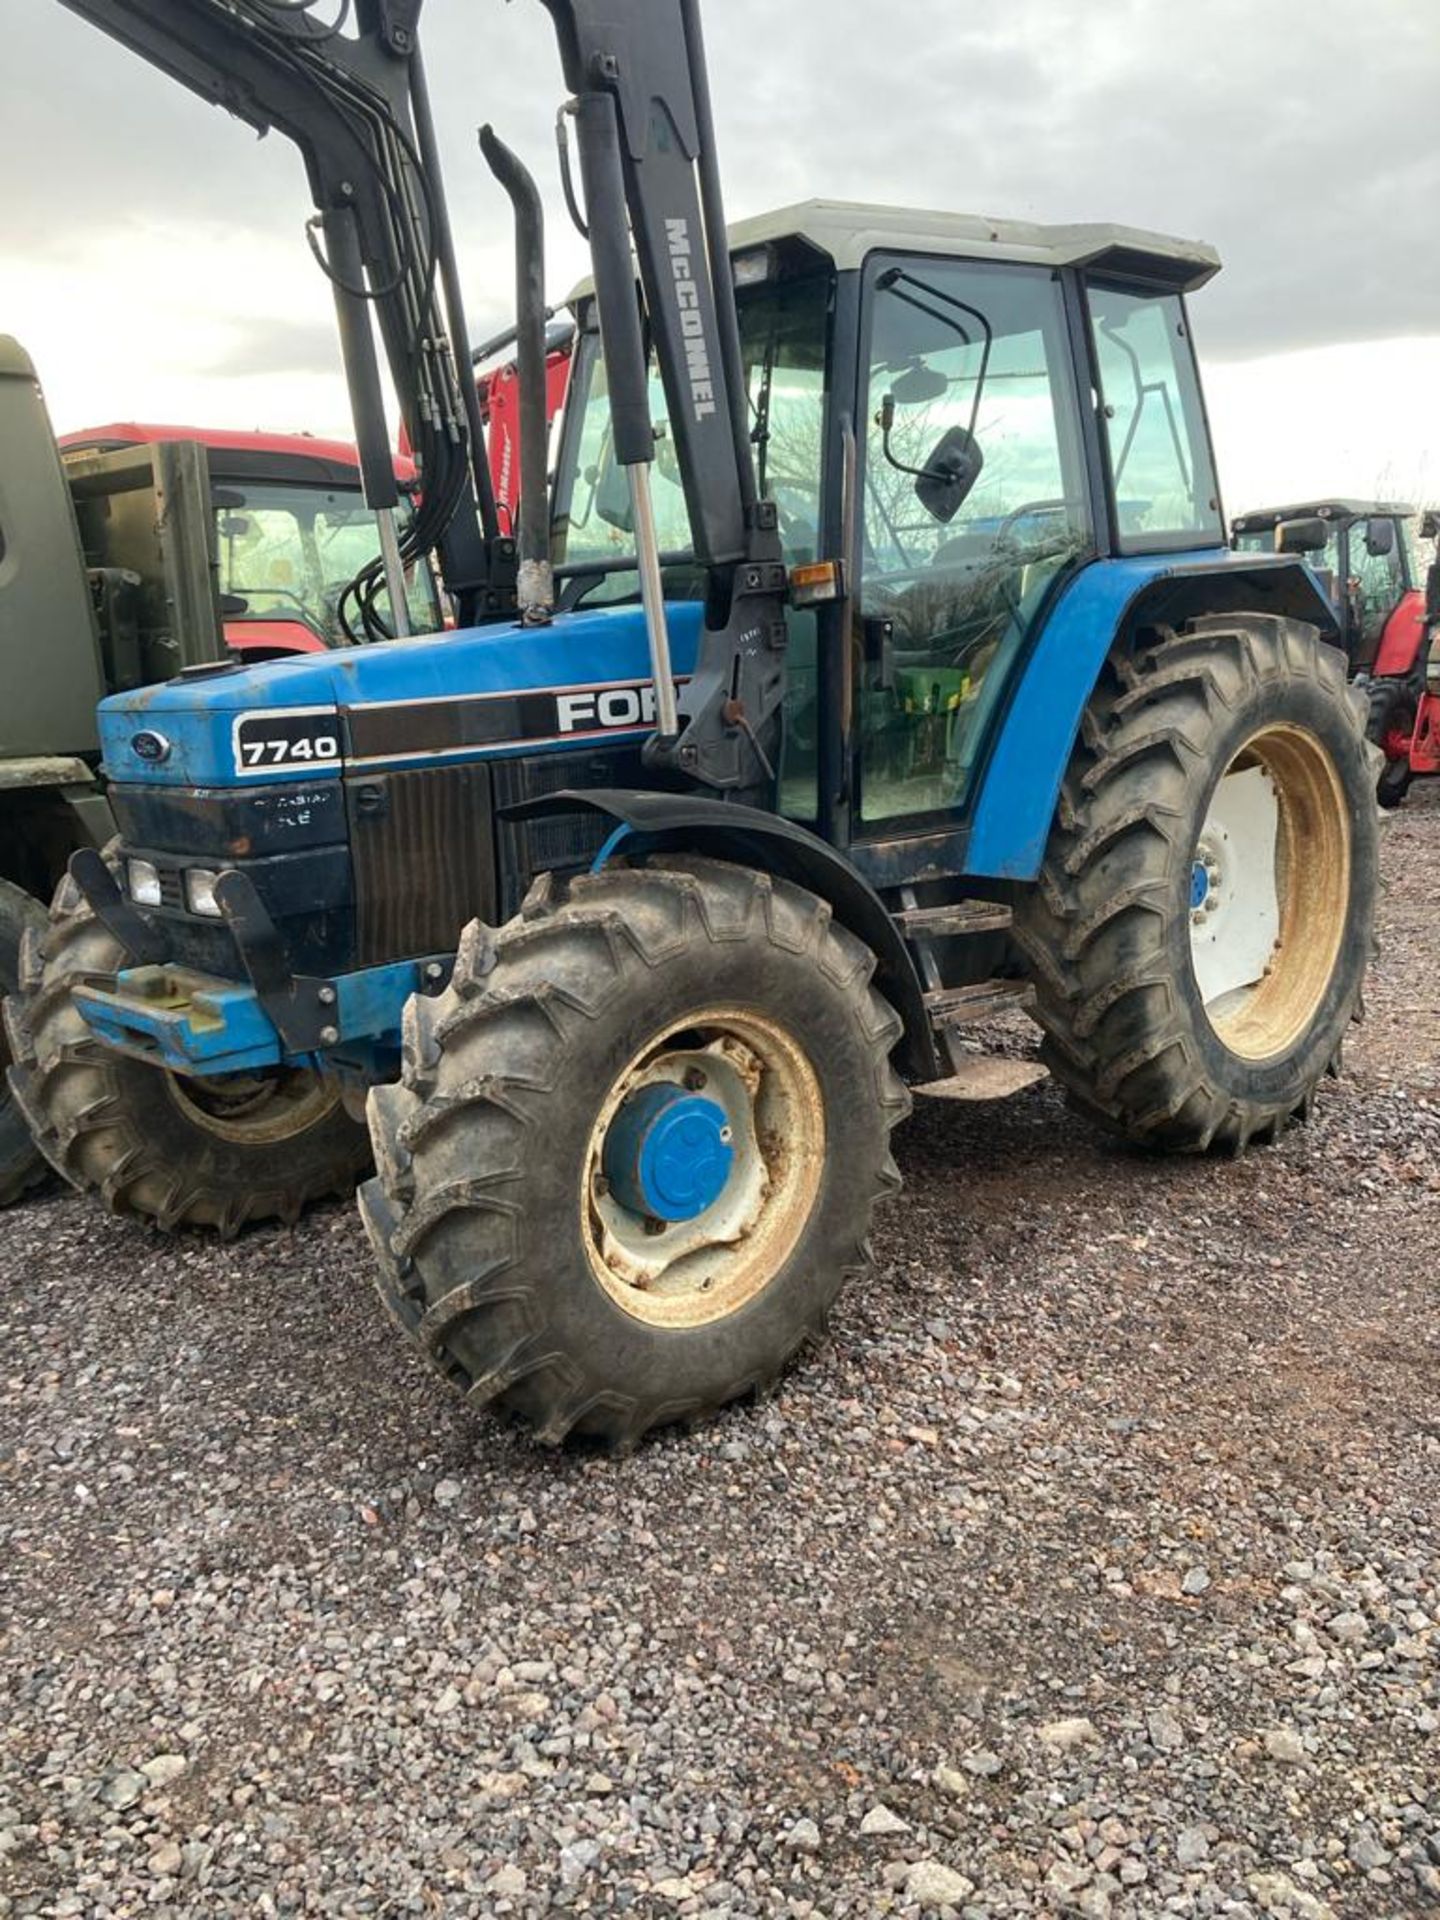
[1189,849,1222,920]
[603,1083,735,1223]
[582,1010,825,1331]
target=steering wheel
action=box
[992,498,1084,550]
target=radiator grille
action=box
[491,745,646,919]
[349,763,496,965]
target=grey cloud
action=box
[203,318,341,379]
[3,0,1436,364]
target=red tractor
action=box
[1232,499,1430,804]
[473,321,574,540]
[59,424,441,657]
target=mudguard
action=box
[507,787,939,1081]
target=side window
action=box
[858,258,1091,826]
[1347,519,1404,645]
[1088,285,1221,547]
[744,278,829,824]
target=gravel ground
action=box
[2,791,1438,1920]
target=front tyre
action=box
[1365,677,1416,809]
[4,868,371,1234]
[1015,615,1377,1153]
[0,879,51,1207]
[360,858,910,1450]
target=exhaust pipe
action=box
[480,126,554,624]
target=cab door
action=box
[850,256,1093,844]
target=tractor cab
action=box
[552,203,1304,864]
[59,426,442,658]
[1232,499,1422,677]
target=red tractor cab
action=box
[58,425,440,660]
[472,318,574,539]
[1233,499,1426,803]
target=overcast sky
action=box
[3,0,1437,514]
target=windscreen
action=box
[215,484,439,644]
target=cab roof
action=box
[58,422,419,487]
[568,197,1221,304]
[1233,499,1415,530]
[728,199,1221,289]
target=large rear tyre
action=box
[1014,616,1377,1153]
[1365,677,1416,809]
[4,868,371,1234]
[0,879,52,1208]
[360,857,910,1450]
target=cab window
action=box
[858,258,1091,826]
[1347,518,1405,647]
[555,276,830,820]
[216,485,437,642]
[1088,285,1221,548]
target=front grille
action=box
[348,762,496,965]
[492,745,648,919]
[157,867,185,911]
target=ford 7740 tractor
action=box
[8,0,1377,1448]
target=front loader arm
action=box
[55,0,502,627]
[541,0,790,792]
[57,0,791,789]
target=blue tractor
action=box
[9,0,1376,1447]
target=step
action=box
[917,1056,1049,1102]
[895,900,1014,939]
[924,979,1036,1027]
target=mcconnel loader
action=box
[7,0,1378,1448]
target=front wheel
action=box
[0,879,51,1207]
[360,858,910,1449]
[1365,678,1416,809]
[4,867,372,1233]
[1015,615,1377,1153]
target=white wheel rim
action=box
[1189,725,1350,1062]
[581,1006,824,1331]
[1189,764,1281,1020]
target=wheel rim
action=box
[165,1067,341,1145]
[582,1006,824,1330]
[1189,724,1350,1062]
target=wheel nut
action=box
[684,1068,708,1092]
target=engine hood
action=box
[100,600,706,789]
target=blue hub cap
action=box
[1190,860,1211,911]
[603,1083,735,1224]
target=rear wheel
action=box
[1015,616,1377,1153]
[0,879,51,1207]
[360,857,910,1449]
[1365,678,1416,808]
[4,868,371,1234]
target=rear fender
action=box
[507,788,938,1081]
[966,551,1340,881]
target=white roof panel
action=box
[567,198,1220,306]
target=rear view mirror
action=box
[1276,516,1328,556]
[1364,519,1395,558]
[891,360,950,407]
[218,515,252,540]
[915,427,984,525]
[1421,509,1439,541]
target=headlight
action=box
[184,868,226,918]
[127,859,161,908]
